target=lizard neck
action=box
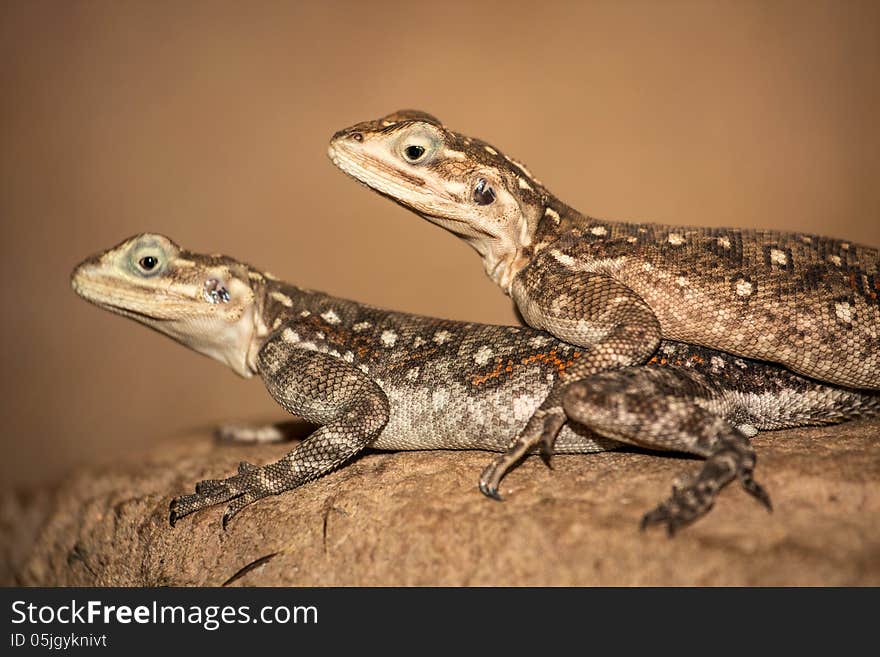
[484,196,595,294]
[245,272,324,374]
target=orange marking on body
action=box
[472,359,509,386]
[520,348,577,376]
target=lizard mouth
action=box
[71,267,170,322]
[328,142,456,205]
[328,142,497,243]
[72,282,164,322]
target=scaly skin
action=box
[72,234,880,534]
[328,110,880,394]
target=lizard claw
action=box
[168,498,179,527]
[640,504,691,537]
[740,474,773,512]
[539,427,558,470]
[478,480,503,501]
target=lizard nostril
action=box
[349,132,363,142]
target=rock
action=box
[3,420,879,586]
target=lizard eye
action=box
[473,178,496,205]
[404,145,426,161]
[138,255,159,271]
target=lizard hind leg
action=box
[478,405,567,500]
[562,368,772,535]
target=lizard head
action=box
[328,110,551,291]
[71,233,262,377]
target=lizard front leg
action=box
[512,252,662,367]
[170,340,390,528]
[565,368,772,534]
[480,260,663,493]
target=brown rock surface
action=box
[3,419,879,586]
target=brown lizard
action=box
[72,234,880,533]
[328,110,879,471]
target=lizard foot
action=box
[478,407,566,500]
[640,444,771,536]
[169,466,276,529]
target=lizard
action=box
[327,109,880,475]
[71,234,880,534]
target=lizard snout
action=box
[331,128,363,143]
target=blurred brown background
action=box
[1,0,878,487]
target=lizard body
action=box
[72,234,880,533]
[328,110,880,393]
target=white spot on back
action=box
[413,336,425,348]
[710,356,726,371]
[770,248,788,266]
[474,346,493,365]
[380,330,398,347]
[718,236,731,249]
[270,291,293,307]
[321,309,341,325]
[517,177,533,191]
[676,276,688,287]
[544,207,561,224]
[353,321,371,332]
[667,233,685,246]
[735,279,753,296]
[829,254,842,266]
[406,367,420,381]
[589,225,607,236]
[529,335,553,348]
[433,330,451,344]
[282,329,300,343]
[835,302,852,323]
[299,309,311,317]
[432,388,450,410]
[550,249,576,267]
[343,351,354,362]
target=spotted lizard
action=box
[72,234,880,533]
[328,109,880,474]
